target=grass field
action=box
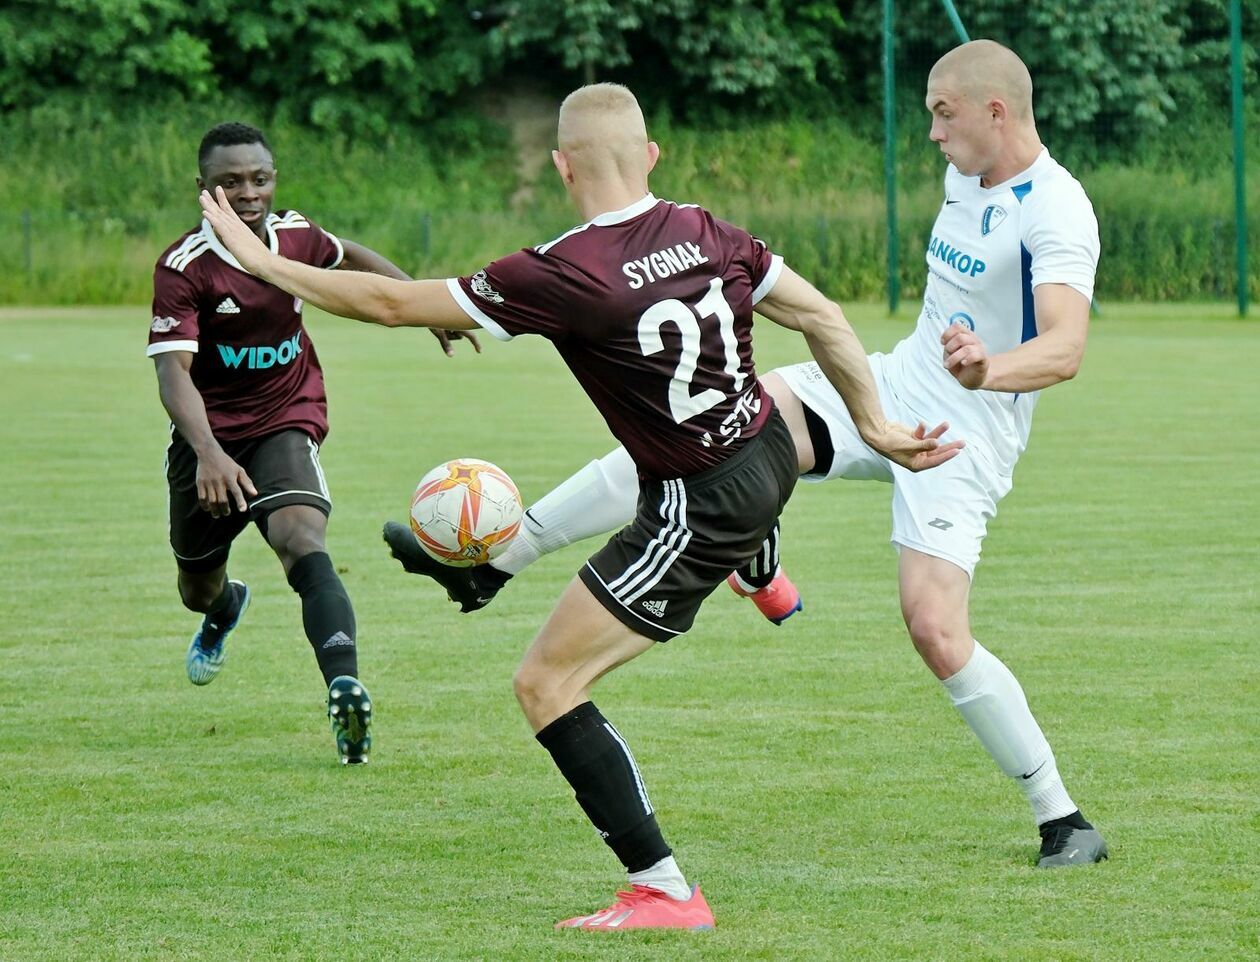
[1,303,1257,961]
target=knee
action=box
[513,662,564,730]
[178,576,222,612]
[267,520,325,569]
[904,609,971,678]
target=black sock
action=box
[207,580,240,618]
[1039,809,1092,832]
[478,564,513,591]
[536,701,671,873]
[287,551,358,686]
[734,520,781,590]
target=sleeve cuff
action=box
[751,254,785,305]
[322,230,345,269]
[445,277,513,341]
[146,340,199,357]
[1032,276,1095,303]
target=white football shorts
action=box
[773,357,1013,578]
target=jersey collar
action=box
[588,193,660,227]
[198,216,280,274]
[981,147,1052,193]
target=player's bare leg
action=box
[266,503,371,763]
[179,562,250,686]
[898,547,1106,867]
[516,577,715,929]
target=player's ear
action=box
[552,149,574,185]
[646,141,660,175]
[989,98,1008,126]
[196,176,206,192]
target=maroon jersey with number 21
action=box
[447,194,784,479]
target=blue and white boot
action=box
[185,580,250,686]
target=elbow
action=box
[800,301,851,339]
[1056,351,1084,382]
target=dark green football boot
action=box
[327,675,372,765]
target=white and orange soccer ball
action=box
[408,459,523,567]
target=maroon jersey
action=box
[448,195,783,479]
[147,210,344,443]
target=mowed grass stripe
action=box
[0,304,1255,961]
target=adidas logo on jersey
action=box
[216,297,241,314]
[641,599,668,618]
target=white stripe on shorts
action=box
[607,479,691,605]
[305,437,330,500]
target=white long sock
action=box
[491,446,639,575]
[942,641,1077,825]
[627,855,691,901]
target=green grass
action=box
[0,303,1257,961]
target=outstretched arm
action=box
[199,188,476,331]
[756,266,963,472]
[941,283,1089,392]
[338,239,481,355]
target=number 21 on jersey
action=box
[637,277,743,424]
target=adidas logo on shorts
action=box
[641,599,668,618]
[216,297,241,314]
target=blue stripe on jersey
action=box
[1020,243,1036,343]
[1012,181,1036,343]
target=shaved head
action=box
[557,83,652,182]
[929,40,1033,122]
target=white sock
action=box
[942,640,1078,825]
[627,855,691,901]
[491,446,639,575]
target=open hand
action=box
[866,420,965,472]
[196,448,259,517]
[430,328,482,357]
[199,186,271,275]
[941,321,989,390]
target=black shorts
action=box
[580,408,797,642]
[166,428,331,573]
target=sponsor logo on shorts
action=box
[928,518,954,530]
[216,297,241,314]
[641,599,668,618]
[470,270,504,304]
[217,332,303,370]
[151,315,181,333]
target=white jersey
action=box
[885,148,1099,472]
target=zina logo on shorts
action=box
[217,333,303,370]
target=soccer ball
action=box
[408,458,523,567]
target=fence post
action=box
[883,0,900,314]
[1229,0,1249,316]
[22,209,33,282]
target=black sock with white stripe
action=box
[734,520,781,591]
[287,551,358,685]
[536,701,672,873]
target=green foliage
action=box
[487,0,849,113]
[1,106,1256,306]
[843,0,1258,162]
[0,0,488,132]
